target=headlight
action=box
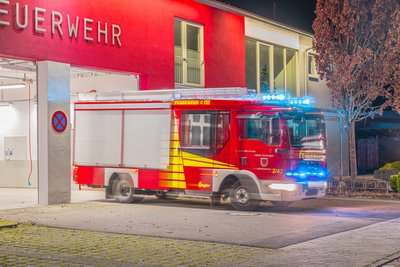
[269,183,297,191]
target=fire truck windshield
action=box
[287,115,325,149]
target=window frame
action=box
[180,110,230,157]
[174,19,204,88]
[240,116,282,147]
[307,53,319,80]
[245,38,299,96]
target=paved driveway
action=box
[1,189,400,248]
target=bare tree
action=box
[312,0,400,185]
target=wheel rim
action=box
[114,179,132,201]
[235,186,250,205]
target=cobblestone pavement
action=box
[2,220,400,267]
[0,224,268,267]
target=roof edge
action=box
[195,0,314,38]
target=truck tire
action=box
[112,177,144,203]
[230,181,259,211]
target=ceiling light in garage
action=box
[0,83,26,90]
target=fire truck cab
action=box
[73,88,328,211]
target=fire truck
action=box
[73,88,328,211]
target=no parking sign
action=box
[52,111,68,133]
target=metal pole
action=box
[339,116,343,181]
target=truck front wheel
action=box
[112,176,144,203]
[230,181,259,211]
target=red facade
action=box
[0,0,245,89]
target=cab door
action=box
[239,116,287,181]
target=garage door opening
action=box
[69,67,139,198]
[0,58,139,208]
[0,57,38,209]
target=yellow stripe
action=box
[159,172,185,180]
[169,150,181,157]
[181,152,236,168]
[159,180,186,189]
[182,159,235,169]
[169,157,183,165]
[165,164,184,172]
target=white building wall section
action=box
[245,17,299,49]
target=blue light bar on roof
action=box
[259,93,314,106]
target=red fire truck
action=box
[73,88,327,211]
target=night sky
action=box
[216,0,317,33]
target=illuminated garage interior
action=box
[0,56,139,191]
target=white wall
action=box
[71,73,139,94]
[0,86,38,187]
[0,88,38,161]
[245,17,300,50]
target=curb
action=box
[323,196,400,203]
[367,251,400,267]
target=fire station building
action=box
[0,0,348,204]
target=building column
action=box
[38,61,71,205]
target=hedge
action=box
[379,161,400,173]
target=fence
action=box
[327,178,390,193]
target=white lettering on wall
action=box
[67,15,79,39]
[83,18,93,42]
[34,7,46,33]
[15,3,28,29]
[112,24,121,46]
[51,11,63,36]
[0,2,122,47]
[0,0,10,26]
[98,21,107,44]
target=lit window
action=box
[174,19,204,87]
[245,38,298,96]
[308,54,318,79]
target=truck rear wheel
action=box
[112,177,144,203]
[230,181,259,211]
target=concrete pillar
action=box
[38,61,71,205]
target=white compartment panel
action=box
[123,109,171,169]
[74,110,122,166]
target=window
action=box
[308,54,318,79]
[245,38,298,96]
[245,39,257,91]
[287,116,325,149]
[259,44,271,93]
[241,117,281,146]
[180,111,230,157]
[174,19,204,87]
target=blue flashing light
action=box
[259,93,314,107]
[276,94,286,101]
[285,167,327,179]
